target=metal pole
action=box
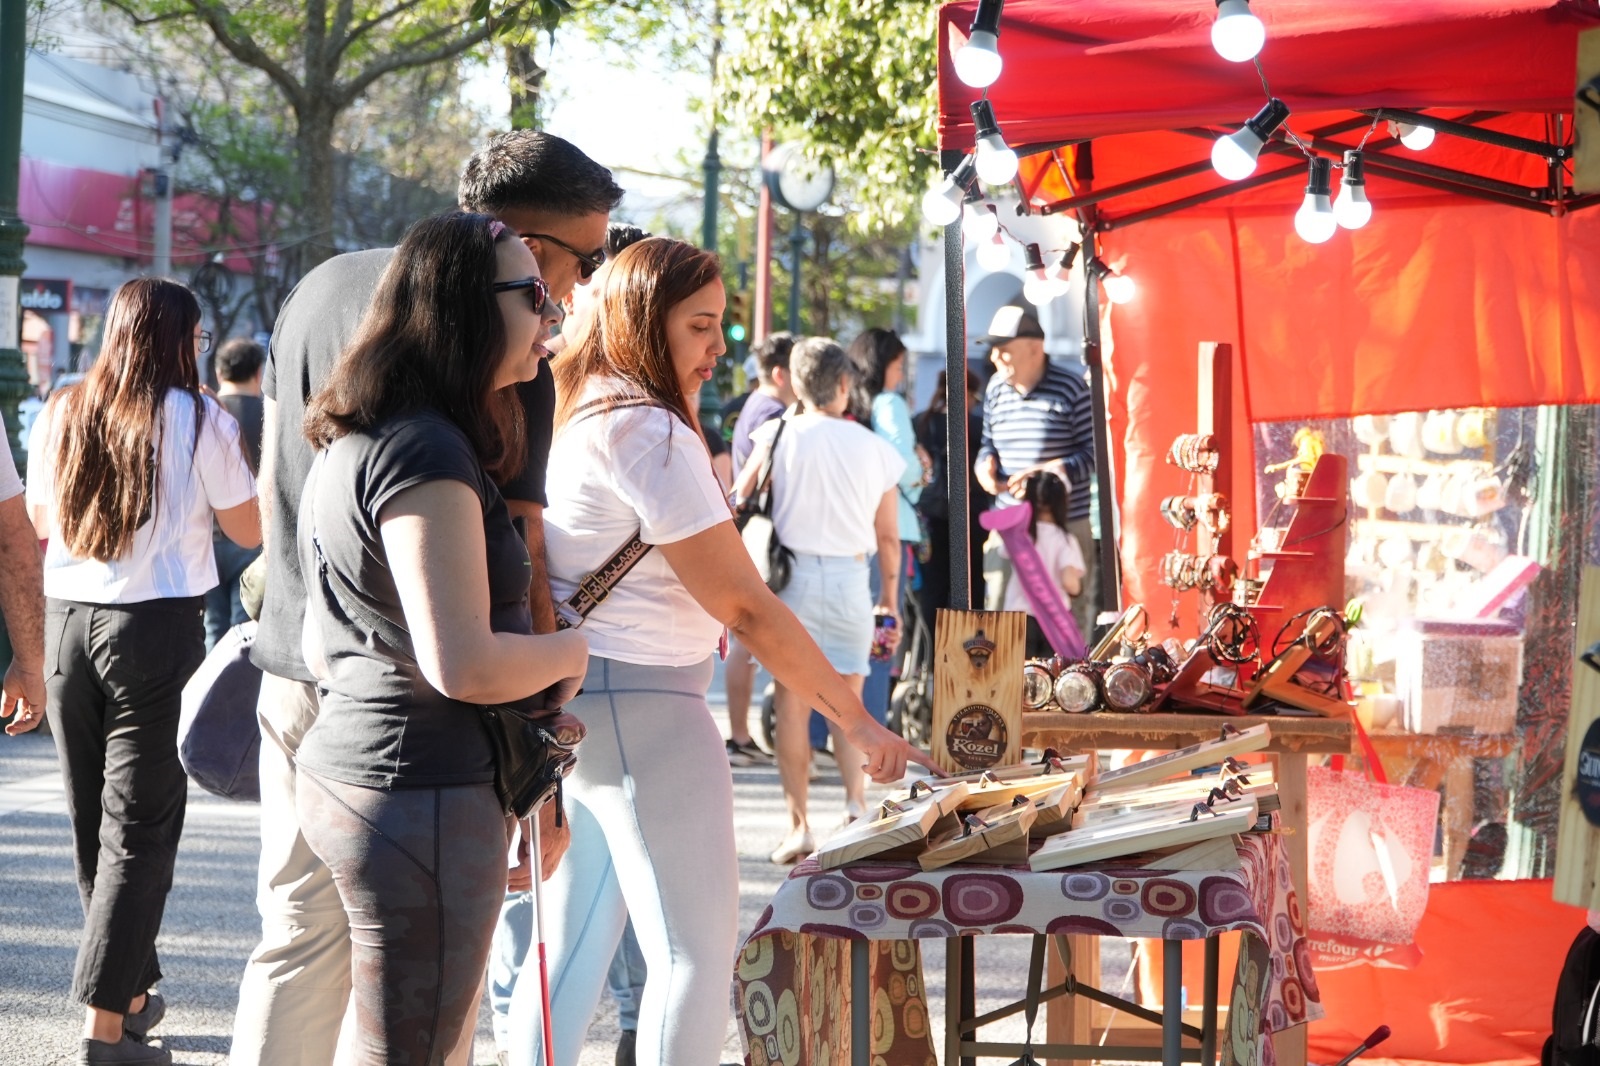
[1162,938,1183,1065]
[700,127,720,253]
[850,938,870,1066]
[0,0,34,462]
[753,133,774,342]
[786,210,803,334]
[941,159,970,612]
[1083,261,1122,617]
[152,97,172,276]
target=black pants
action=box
[44,596,206,1011]
[297,770,509,1065]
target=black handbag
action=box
[733,407,794,593]
[311,534,576,820]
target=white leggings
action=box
[507,655,738,1066]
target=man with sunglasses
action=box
[233,131,623,1066]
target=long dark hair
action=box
[305,211,526,480]
[554,237,722,431]
[1020,470,1070,541]
[52,277,202,562]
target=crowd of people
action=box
[0,128,1097,1066]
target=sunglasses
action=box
[492,276,552,314]
[519,232,606,280]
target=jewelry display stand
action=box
[1240,452,1349,646]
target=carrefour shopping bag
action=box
[1306,721,1439,957]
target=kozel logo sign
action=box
[19,280,70,312]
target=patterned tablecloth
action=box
[735,830,1320,1066]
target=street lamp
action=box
[764,144,835,334]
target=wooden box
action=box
[1396,619,1523,734]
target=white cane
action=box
[528,809,557,1066]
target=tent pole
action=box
[1362,108,1570,160]
[1083,238,1122,620]
[942,150,971,614]
[1358,161,1555,214]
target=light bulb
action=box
[962,203,999,242]
[1211,98,1289,181]
[970,99,1019,186]
[975,137,1019,185]
[954,0,1005,88]
[920,155,976,227]
[1047,242,1080,282]
[1211,0,1265,63]
[1333,150,1372,230]
[1022,273,1055,306]
[1399,123,1435,151]
[976,233,1012,272]
[1294,157,1337,244]
[1103,273,1136,304]
[954,32,1003,88]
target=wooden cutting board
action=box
[931,609,1027,773]
[815,781,971,870]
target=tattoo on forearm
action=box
[816,693,841,721]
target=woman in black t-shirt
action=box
[295,212,589,1064]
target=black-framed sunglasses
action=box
[492,276,552,314]
[518,232,606,280]
[197,330,213,356]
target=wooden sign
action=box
[1554,567,1600,906]
[954,767,1085,812]
[1578,27,1600,194]
[1030,799,1259,872]
[931,609,1027,773]
[1092,724,1271,791]
[815,781,971,870]
[1074,782,1277,829]
[920,799,1038,871]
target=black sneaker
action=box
[123,992,165,1042]
[615,1029,637,1066]
[731,738,772,764]
[77,1036,171,1065]
[725,738,756,767]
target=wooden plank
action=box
[1030,801,1259,871]
[814,781,971,870]
[920,800,1038,871]
[952,767,1087,811]
[1578,27,1600,193]
[1021,712,1352,755]
[1045,934,1098,1061]
[1091,724,1271,790]
[932,609,1028,773]
[1197,342,1233,562]
[1074,783,1278,828]
[1554,566,1600,906]
[1028,781,1085,839]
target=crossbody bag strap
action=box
[749,405,795,514]
[311,534,414,652]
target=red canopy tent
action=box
[932,3,1600,1060]
[934,0,1600,639]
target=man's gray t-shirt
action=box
[254,248,555,681]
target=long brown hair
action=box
[554,237,722,431]
[304,211,526,480]
[51,277,202,562]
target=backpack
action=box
[1545,926,1600,1066]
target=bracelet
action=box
[1167,434,1219,475]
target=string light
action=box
[1211,0,1265,63]
[920,155,977,226]
[971,99,1020,185]
[1333,150,1372,230]
[953,0,1005,89]
[1388,119,1435,151]
[976,230,1012,272]
[1294,157,1337,244]
[1212,98,1290,181]
[1088,257,1136,304]
[1048,242,1080,284]
[962,202,1000,242]
[1022,243,1064,305]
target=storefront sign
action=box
[20,278,71,313]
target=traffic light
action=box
[726,290,750,345]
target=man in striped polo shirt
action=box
[973,305,1098,635]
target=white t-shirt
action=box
[544,381,731,667]
[26,389,257,603]
[749,413,906,557]
[999,520,1086,615]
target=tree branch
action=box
[98,0,191,28]
[338,8,526,104]
[345,0,428,48]
[182,1,309,112]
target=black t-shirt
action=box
[255,248,556,681]
[218,393,264,473]
[295,410,531,789]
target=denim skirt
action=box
[778,552,873,677]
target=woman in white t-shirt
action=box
[24,278,259,1066]
[516,238,930,1066]
[739,338,906,862]
[996,470,1086,658]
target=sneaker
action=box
[78,1036,171,1065]
[123,992,165,1042]
[615,1029,637,1066]
[725,738,756,767]
[770,829,815,865]
[730,738,772,764]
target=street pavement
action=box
[0,663,1114,1065]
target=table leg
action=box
[1163,939,1182,1066]
[1201,936,1219,1066]
[961,937,977,1066]
[1443,755,1476,879]
[852,938,870,1066]
[1272,753,1309,1066]
[946,937,965,1066]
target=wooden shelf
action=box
[1356,453,1492,477]
[1021,712,1353,755]
[1355,518,1451,541]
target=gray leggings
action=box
[298,770,508,1065]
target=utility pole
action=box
[152,98,172,276]
[0,0,34,462]
[787,211,804,334]
[752,132,774,343]
[700,1,722,254]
